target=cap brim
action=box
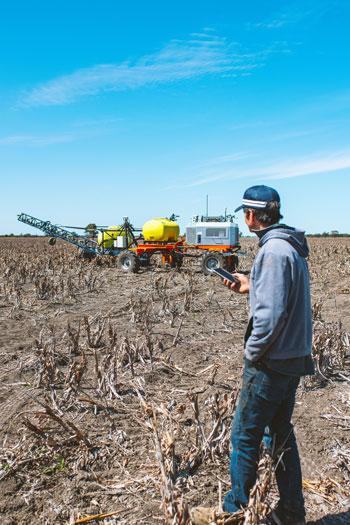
[234,205,244,212]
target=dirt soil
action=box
[0,236,349,525]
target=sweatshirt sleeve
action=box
[245,251,291,361]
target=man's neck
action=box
[252,223,282,238]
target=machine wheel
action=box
[139,253,151,267]
[225,254,239,272]
[79,250,96,260]
[170,253,183,269]
[201,251,224,275]
[118,251,140,273]
[48,237,56,246]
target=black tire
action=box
[78,249,96,260]
[48,237,56,246]
[139,253,151,267]
[225,254,239,272]
[117,251,140,273]
[170,253,183,269]
[201,251,224,275]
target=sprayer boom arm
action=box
[17,213,99,253]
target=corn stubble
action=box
[0,237,349,524]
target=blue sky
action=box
[1,0,350,235]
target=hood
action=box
[256,224,309,257]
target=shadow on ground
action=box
[308,510,350,524]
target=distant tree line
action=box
[2,231,350,239]
[306,231,350,237]
[1,233,44,237]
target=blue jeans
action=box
[223,358,305,521]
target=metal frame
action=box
[17,213,100,254]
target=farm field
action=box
[0,236,349,524]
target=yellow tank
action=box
[97,226,128,248]
[143,219,180,242]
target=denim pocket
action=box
[257,370,289,404]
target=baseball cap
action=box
[234,185,280,212]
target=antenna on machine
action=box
[206,194,209,220]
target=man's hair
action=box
[243,200,283,226]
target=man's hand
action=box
[224,273,250,294]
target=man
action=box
[191,185,314,525]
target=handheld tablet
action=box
[212,267,240,283]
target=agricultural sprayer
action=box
[17,212,242,274]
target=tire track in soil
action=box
[0,387,31,426]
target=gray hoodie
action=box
[244,225,312,362]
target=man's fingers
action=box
[223,277,240,291]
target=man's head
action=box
[235,185,283,230]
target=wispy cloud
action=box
[184,151,350,187]
[250,17,291,29]
[248,1,333,29]
[18,32,286,108]
[0,127,113,146]
[0,134,76,146]
[264,128,323,142]
[229,121,273,131]
[72,117,122,128]
[264,152,350,180]
[196,151,252,168]
[310,90,350,113]
[214,152,253,164]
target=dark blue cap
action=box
[235,185,280,212]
